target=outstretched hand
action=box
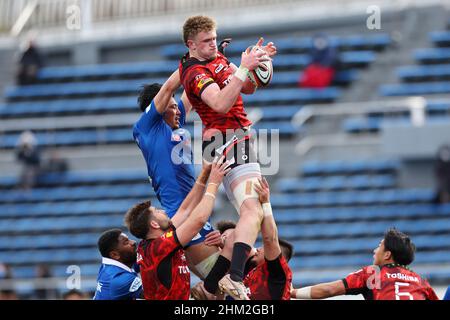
[256,37,277,57]
[204,230,224,248]
[209,156,232,185]
[254,177,270,204]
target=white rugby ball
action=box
[245,46,273,88]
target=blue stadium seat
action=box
[380,81,450,96]
[429,30,450,47]
[160,34,390,58]
[397,64,450,81]
[300,159,400,176]
[414,48,450,64]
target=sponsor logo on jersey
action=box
[165,231,173,238]
[215,64,224,73]
[197,78,214,90]
[129,277,142,293]
[386,273,419,282]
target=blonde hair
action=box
[183,15,216,46]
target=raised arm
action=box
[174,156,232,247]
[153,70,181,114]
[180,90,192,116]
[254,177,280,261]
[291,280,346,300]
[171,164,212,227]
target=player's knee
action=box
[240,204,264,224]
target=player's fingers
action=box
[256,37,264,47]
[262,177,269,188]
[224,167,232,175]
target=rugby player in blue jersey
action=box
[93,229,143,300]
[133,70,221,279]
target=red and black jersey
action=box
[179,52,252,139]
[243,255,292,300]
[137,227,190,300]
[343,264,439,300]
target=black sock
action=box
[204,255,230,294]
[229,242,252,282]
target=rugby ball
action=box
[245,46,273,88]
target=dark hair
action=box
[98,229,122,258]
[383,228,416,265]
[279,238,294,262]
[62,289,84,300]
[138,83,162,112]
[216,220,236,234]
[124,201,152,239]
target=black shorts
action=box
[202,129,257,170]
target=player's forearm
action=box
[154,70,181,113]
[213,75,245,114]
[178,167,210,214]
[187,182,219,229]
[261,212,278,246]
[293,282,344,299]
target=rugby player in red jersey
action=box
[179,15,277,300]
[192,178,293,300]
[124,156,230,300]
[291,228,439,300]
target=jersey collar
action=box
[102,257,134,273]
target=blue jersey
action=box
[133,99,195,217]
[444,286,450,300]
[93,258,143,300]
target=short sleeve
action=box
[182,66,215,98]
[178,99,186,127]
[150,229,182,265]
[135,100,163,134]
[110,273,143,300]
[342,267,371,295]
[424,280,440,300]
[444,286,450,300]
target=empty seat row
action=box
[274,203,450,224]
[301,159,400,176]
[0,215,125,234]
[277,174,396,192]
[429,30,450,47]
[289,249,450,269]
[271,188,435,208]
[0,87,340,119]
[397,64,450,81]
[0,119,300,149]
[278,217,450,240]
[0,199,156,218]
[343,115,450,134]
[0,183,155,203]
[35,51,364,82]
[0,169,147,189]
[414,48,450,64]
[289,234,450,255]
[0,233,99,250]
[5,69,346,99]
[160,34,391,58]
[380,81,450,96]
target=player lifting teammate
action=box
[179,15,277,300]
[124,157,231,300]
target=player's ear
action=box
[150,220,160,230]
[109,250,120,261]
[186,39,195,50]
[384,250,392,261]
